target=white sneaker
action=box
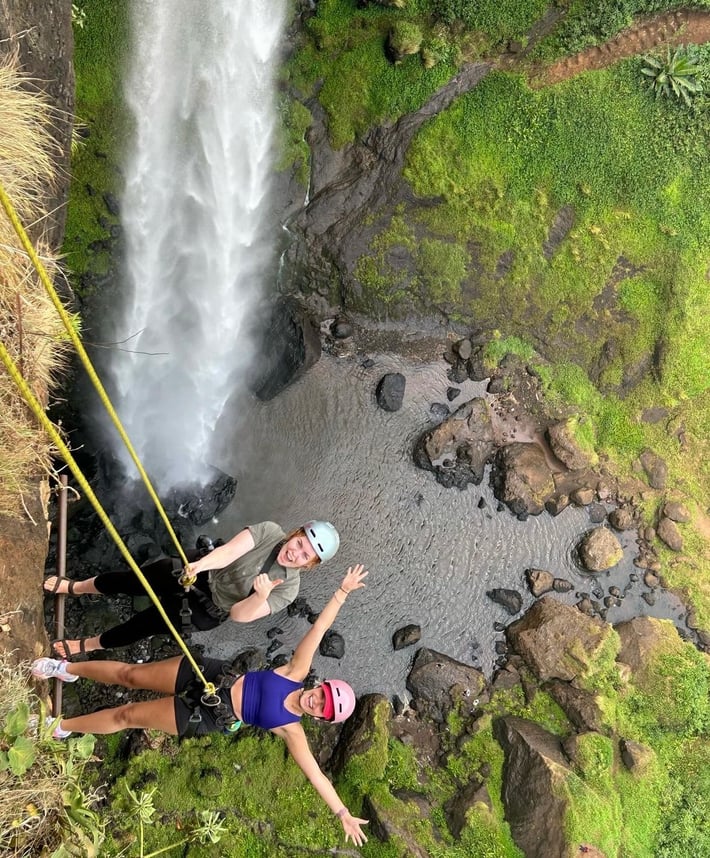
[45,716,72,739]
[31,657,78,682]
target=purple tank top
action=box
[241,671,302,729]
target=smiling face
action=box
[299,685,329,720]
[277,532,318,569]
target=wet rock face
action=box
[413,398,496,489]
[578,526,623,572]
[250,298,321,401]
[492,442,556,517]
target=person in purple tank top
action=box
[32,565,370,847]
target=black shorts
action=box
[173,656,240,737]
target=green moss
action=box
[275,96,312,186]
[64,0,131,287]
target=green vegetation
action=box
[642,45,704,105]
[63,0,131,286]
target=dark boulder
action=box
[413,398,495,489]
[319,630,345,659]
[392,624,421,651]
[487,588,523,615]
[375,372,406,411]
[406,647,487,723]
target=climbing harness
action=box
[180,663,243,739]
[0,182,214,698]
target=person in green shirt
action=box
[45,520,340,658]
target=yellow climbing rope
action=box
[0,338,215,695]
[0,182,213,695]
[0,182,190,571]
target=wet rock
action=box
[495,640,508,654]
[576,597,594,616]
[266,639,282,657]
[375,372,406,411]
[487,588,523,616]
[332,316,354,338]
[492,442,556,517]
[319,629,345,659]
[656,517,683,551]
[413,398,495,489]
[603,595,619,609]
[493,717,570,858]
[287,596,311,618]
[570,487,595,506]
[429,402,449,421]
[545,495,569,516]
[266,626,283,639]
[588,503,607,524]
[493,621,507,632]
[552,578,573,593]
[662,500,690,523]
[506,597,610,684]
[641,591,656,606]
[165,467,237,526]
[103,191,120,216]
[392,624,421,651]
[447,360,469,384]
[406,648,487,723]
[609,506,634,531]
[361,357,375,369]
[526,568,554,597]
[546,419,594,471]
[477,497,488,510]
[466,351,489,382]
[608,586,622,598]
[577,527,623,572]
[231,648,265,674]
[446,386,460,402]
[250,298,321,401]
[453,338,472,361]
[639,449,668,490]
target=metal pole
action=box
[52,473,68,717]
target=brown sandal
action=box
[51,638,90,660]
[44,576,79,596]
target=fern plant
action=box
[641,46,703,106]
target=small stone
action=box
[446,386,460,402]
[332,316,354,339]
[392,624,421,651]
[454,338,472,360]
[552,578,573,593]
[430,402,449,421]
[545,495,570,516]
[663,501,690,523]
[375,373,406,412]
[487,588,523,615]
[493,622,506,632]
[657,517,683,552]
[319,630,345,659]
[266,627,283,639]
[609,507,634,531]
[571,487,595,506]
[604,596,618,608]
[361,358,375,369]
[526,568,554,597]
[494,640,508,654]
[588,503,607,524]
[478,497,488,510]
[641,592,656,606]
[608,586,621,598]
[644,571,659,588]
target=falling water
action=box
[109,0,285,489]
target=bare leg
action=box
[65,656,183,695]
[60,697,178,735]
[44,575,100,595]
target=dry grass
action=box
[0,55,69,518]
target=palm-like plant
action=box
[641,46,703,106]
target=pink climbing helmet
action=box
[321,679,356,723]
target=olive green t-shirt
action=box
[207,521,301,616]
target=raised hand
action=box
[339,564,368,595]
[341,811,369,846]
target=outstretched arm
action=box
[275,723,368,846]
[187,528,256,576]
[281,565,368,682]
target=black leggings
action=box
[93,554,225,649]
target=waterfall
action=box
[110,0,285,490]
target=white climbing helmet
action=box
[304,520,340,562]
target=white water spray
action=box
[110,0,285,490]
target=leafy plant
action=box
[124,785,227,857]
[641,46,703,106]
